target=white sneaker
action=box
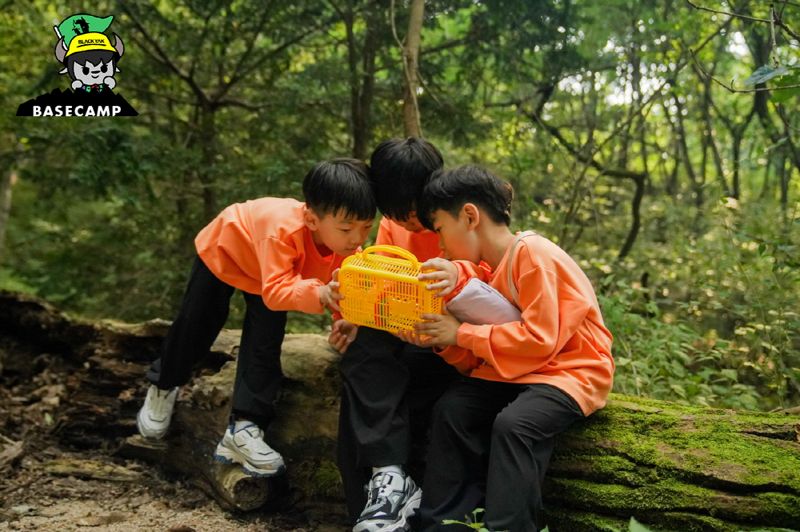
[136,385,178,440]
[213,420,286,478]
[353,470,422,532]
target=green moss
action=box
[546,477,800,528]
[308,459,342,498]
[554,394,800,494]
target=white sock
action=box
[372,464,403,477]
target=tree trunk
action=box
[1,291,799,530]
[345,0,379,160]
[400,0,424,137]
[199,105,218,221]
[0,169,15,264]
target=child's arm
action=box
[456,260,592,380]
[435,344,481,374]
[396,322,481,374]
[258,237,334,314]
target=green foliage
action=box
[2,0,799,411]
[441,511,654,531]
[442,508,494,531]
[745,65,790,86]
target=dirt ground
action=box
[0,334,348,532]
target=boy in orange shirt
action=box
[136,158,375,478]
[328,138,458,532]
[405,165,615,531]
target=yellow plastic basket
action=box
[339,245,442,333]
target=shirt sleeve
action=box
[434,345,481,375]
[258,237,325,314]
[454,254,593,380]
[442,260,493,303]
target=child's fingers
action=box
[327,332,342,349]
[420,258,448,270]
[415,321,438,335]
[397,329,424,346]
[418,270,448,282]
[425,280,451,291]
[436,284,455,297]
[420,313,443,321]
[334,338,347,353]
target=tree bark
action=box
[0,169,15,264]
[398,0,424,137]
[343,0,379,160]
[1,291,799,530]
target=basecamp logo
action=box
[16,13,137,117]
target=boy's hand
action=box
[329,319,358,353]
[418,258,459,297]
[414,312,461,346]
[395,311,461,347]
[319,268,343,312]
[395,329,436,348]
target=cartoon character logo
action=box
[16,12,137,117]
[53,14,124,93]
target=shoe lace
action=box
[150,388,174,417]
[235,423,277,455]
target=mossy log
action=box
[545,398,800,531]
[1,291,799,530]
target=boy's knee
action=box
[431,393,468,431]
[491,410,522,441]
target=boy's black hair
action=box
[66,50,118,81]
[369,137,444,221]
[303,158,376,220]
[418,165,513,230]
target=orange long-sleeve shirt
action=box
[439,232,615,416]
[375,217,441,262]
[194,198,342,314]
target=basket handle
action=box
[361,245,420,269]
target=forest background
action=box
[1,0,798,413]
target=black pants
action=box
[418,379,585,532]
[338,327,458,522]
[146,256,287,429]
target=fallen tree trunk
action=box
[1,291,799,530]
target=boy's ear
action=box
[303,206,321,230]
[462,203,481,230]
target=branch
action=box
[685,0,771,22]
[120,4,209,105]
[217,10,340,101]
[690,49,800,93]
[218,1,275,96]
[215,98,274,111]
[686,0,800,43]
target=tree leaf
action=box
[770,72,800,102]
[744,65,789,86]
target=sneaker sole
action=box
[213,443,286,478]
[136,409,168,440]
[353,486,422,532]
